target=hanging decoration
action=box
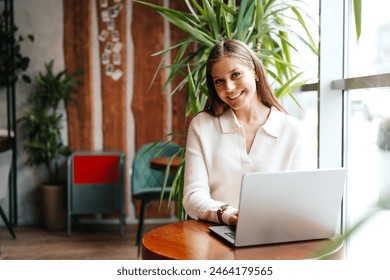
[98,0,124,81]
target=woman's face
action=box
[211,56,258,112]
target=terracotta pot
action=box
[39,184,67,230]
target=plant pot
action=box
[39,184,67,230]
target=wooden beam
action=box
[131,0,167,150]
[170,1,191,147]
[96,0,127,153]
[95,0,128,218]
[131,0,171,219]
[63,0,94,151]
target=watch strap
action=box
[217,204,229,224]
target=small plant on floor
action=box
[19,60,82,184]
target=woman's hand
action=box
[228,211,239,225]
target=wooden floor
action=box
[0,223,164,260]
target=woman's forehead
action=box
[211,56,252,76]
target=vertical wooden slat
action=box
[63,0,94,151]
[95,0,127,153]
[131,0,171,219]
[169,1,190,147]
[95,0,128,217]
[131,0,167,150]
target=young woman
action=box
[183,39,306,225]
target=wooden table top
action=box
[150,156,181,172]
[142,220,344,260]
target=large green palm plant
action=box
[134,0,318,220]
[19,60,82,184]
[136,0,317,116]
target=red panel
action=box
[73,155,119,184]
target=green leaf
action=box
[290,7,318,54]
[19,60,82,182]
[274,72,304,99]
[202,0,219,38]
[221,4,232,39]
[186,63,201,115]
[134,1,215,47]
[21,74,32,83]
[353,0,362,40]
[234,0,250,40]
[184,0,200,23]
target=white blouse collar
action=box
[219,107,285,138]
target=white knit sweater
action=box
[183,107,307,225]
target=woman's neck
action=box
[234,101,270,126]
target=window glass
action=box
[348,1,390,76]
[282,92,318,169]
[346,0,390,260]
[347,88,390,259]
[281,0,319,169]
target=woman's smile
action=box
[228,90,245,100]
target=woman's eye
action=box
[214,79,223,85]
[232,72,241,79]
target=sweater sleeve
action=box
[183,115,237,224]
[288,123,314,171]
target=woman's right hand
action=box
[229,211,239,225]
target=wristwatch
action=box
[217,204,229,224]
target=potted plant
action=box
[0,9,34,85]
[377,118,390,202]
[19,60,82,230]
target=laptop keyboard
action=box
[224,231,236,240]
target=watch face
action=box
[218,204,228,214]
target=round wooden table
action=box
[150,156,181,172]
[142,220,344,260]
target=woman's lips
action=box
[228,90,244,100]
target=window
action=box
[345,0,390,258]
[326,0,390,259]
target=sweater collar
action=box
[219,107,284,137]
[219,109,241,133]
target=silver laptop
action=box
[209,169,346,247]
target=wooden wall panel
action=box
[131,0,170,219]
[170,1,190,147]
[96,1,127,153]
[63,0,94,151]
[131,0,167,151]
[95,0,128,217]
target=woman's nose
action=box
[225,79,235,91]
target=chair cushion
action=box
[131,142,181,194]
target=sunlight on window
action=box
[346,0,390,260]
